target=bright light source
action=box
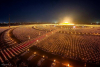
[68,64,69,67]
[54,60,56,62]
[34,52,36,54]
[73,26,76,28]
[43,55,44,58]
[37,40,38,42]
[59,22,74,25]
[28,49,29,51]
[65,21,68,23]
[28,35,30,39]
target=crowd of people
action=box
[4,29,17,47]
[0,35,37,66]
[35,32,100,64]
[60,27,100,34]
[13,26,56,42]
[0,27,10,33]
[0,25,100,67]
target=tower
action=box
[9,14,10,27]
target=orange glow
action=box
[34,52,36,54]
[54,60,56,62]
[59,17,74,25]
[59,22,74,25]
[28,49,29,51]
[68,64,69,67]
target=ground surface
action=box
[0,25,100,67]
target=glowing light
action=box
[34,52,36,54]
[59,22,74,25]
[59,17,74,25]
[28,49,29,51]
[37,40,38,42]
[68,64,69,67]
[54,60,56,62]
[73,26,76,28]
[28,35,30,39]
[65,21,68,23]
[43,55,44,58]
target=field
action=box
[0,27,10,33]
[0,24,100,67]
[35,33,100,64]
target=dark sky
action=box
[0,0,100,23]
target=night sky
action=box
[0,0,100,23]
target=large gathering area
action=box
[0,24,100,67]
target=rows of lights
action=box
[59,31,100,35]
[0,26,73,66]
[4,29,17,46]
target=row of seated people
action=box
[0,27,10,34]
[0,38,36,66]
[58,31,100,35]
[34,33,100,64]
[0,28,58,67]
[60,27,100,34]
[4,29,17,47]
[13,26,56,42]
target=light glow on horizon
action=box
[65,21,68,23]
[59,22,74,25]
